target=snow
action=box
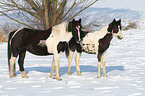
[1,0,145,96]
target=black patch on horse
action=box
[69,38,82,53]
[68,30,88,53]
[57,41,69,57]
[11,27,53,56]
[98,34,113,62]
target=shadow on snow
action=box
[16,65,125,77]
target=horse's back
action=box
[9,28,53,56]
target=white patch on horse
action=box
[82,25,108,54]
[38,40,46,47]
[76,25,81,42]
[118,30,123,39]
[45,22,72,53]
[10,28,23,46]
[113,28,123,39]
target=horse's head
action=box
[107,19,123,40]
[68,18,83,43]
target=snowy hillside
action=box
[1,0,145,96]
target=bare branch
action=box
[68,0,98,21]
[62,1,76,19]
[0,0,99,30]
[0,11,34,29]
[56,0,67,18]
[24,0,43,16]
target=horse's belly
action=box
[27,45,52,56]
[82,43,96,54]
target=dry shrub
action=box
[123,22,138,31]
[0,31,8,43]
[0,22,21,43]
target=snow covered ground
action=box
[1,0,145,96]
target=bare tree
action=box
[0,0,98,30]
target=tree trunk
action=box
[43,0,49,30]
[52,0,57,27]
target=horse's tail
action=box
[8,31,15,74]
[65,42,69,58]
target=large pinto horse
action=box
[8,19,82,80]
[67,19,123,78]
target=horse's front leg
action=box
[102,53,107,77]
[53,53,61,80]
[97,61,101,78]
[97,53,101,78]
[50,56,55,79]
[75,52,81,76]
[67,50,74,75]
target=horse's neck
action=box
[51,22,72,42]
[99,25,113,42]
[94,25,108,38]
[52,22,68,34]
[86,25,108,40]
[101,34,113,44]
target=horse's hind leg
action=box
[9,56,17,78]
[18,50,28,78]
[102,53,107,77]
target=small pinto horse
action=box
[8,19,83,80]
[67,19,123,78]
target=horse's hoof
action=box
[67,72,71,75]
[22,76,29,78]
[55,77,62,81]
[20,71,28,78]
[56,78,62,81]
[10,73,16,78]
[49,76,55,79]
[10,75,15,78]
[97,76,101,78]
[77,73,81,76]
[50,76,62,80]
[104,75,108,78]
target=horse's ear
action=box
[117,19,121,25]
[118,19,121,24]
[68,22,72,32]
[107,24,113,32]
[79,18,82,22]
[72,19,75,22]
[113,19,116,23]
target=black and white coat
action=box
[8,19,82,80]
[67,19,123,78]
